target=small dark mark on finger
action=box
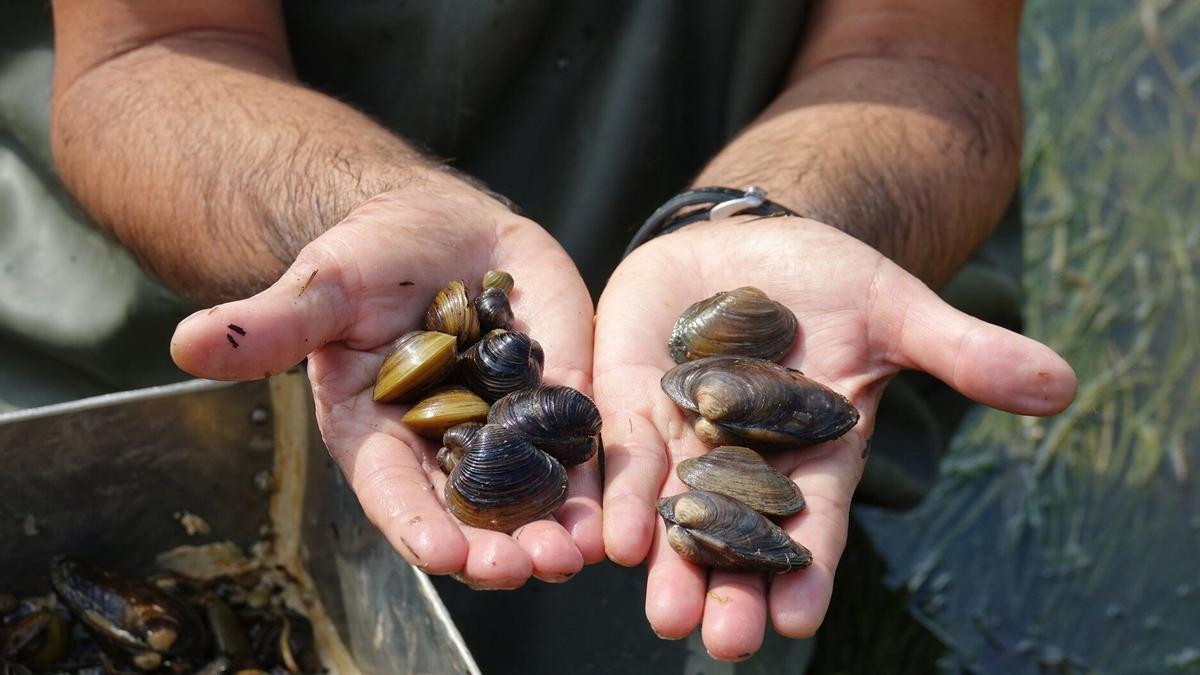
[227,323,246,336]
[227,334,240,348]
[398,536,422,561]
[298,269,319,297]
[398,280,415,287]
[736,652,753,660]
[208,305,220,315]
[408,515,423,526]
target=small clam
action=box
[488,385,601,466]
[457,330,544,402]
[373,331,457,403]
[423,279,480,348]
[1,609,69,665]
[669,287,798,364]
[661,356,858,449]
[401,386,490,438]
[657,491,811,573]
[482,270,515,294]
[49,558,206,660]
[445,424,568,531]
[437,422,483,473]
[676,446,805,516]
[474,287,514,332]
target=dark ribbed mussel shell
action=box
[474,287,514,332]
[661,356,858,449]
[488,385,601,466]
[423,279,480,349]
[444,424,568,531]
[457,330,544,402]
[668,287,798,364]
[438,422,483,473]
[676,446,805,516]
[657,491,811,573]
[49,558,206,663]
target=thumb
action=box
[171,260,352,381]
[882,264,1077,416]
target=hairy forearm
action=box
[695,54,1021,288]
[52,32,456,303]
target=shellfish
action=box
[481,270,515,294]
[49,558,206,661]
[373,331,457,403]
[661,356,858,449]
[457,330,544,402]
[401,386,490,438]
[657,491,811,573]
[437,422,483,473]
[474,287,514,333]
[423,279,480,349]
[444,424,568,531]
[668,287,798,364]
[676,446,805,516]
[488,385,601,466]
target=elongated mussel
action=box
[457,330,544,402]
[401,386,490,438]
[444,424,568,531]
[661,356,858,449]
[373,331,457,403]
[676,446,805,516]
[657,491,811,573]
[474,287,514,332]
[488,385,601,466]
[669,286,798,364]
[437,422,483,473]
[49,558,206,667]
[423,279,480,349]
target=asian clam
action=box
[658,287,860,573]
[373,272,600,533]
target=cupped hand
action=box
[170,186,602,588]
[594,217,1076,660]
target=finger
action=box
[768,491,848,639]
[456,528,534,590]
[598,404,668,566]
[558,459,606,565]
[701,572,768,662]
[421,452,550,587]
[171,256,354,380]
[512,520,585,582]
[645,517,707,639]
[322,421,469,575]
[880,264,1077,415]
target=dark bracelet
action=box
[623,186,799,257]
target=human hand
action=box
[169,185,602,587]
[594,217,1076,659]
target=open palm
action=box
[594,217,1076,660]
[169,188,603,587]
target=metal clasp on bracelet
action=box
[709,186,767,220]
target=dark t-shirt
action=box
[282,0,808,289]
